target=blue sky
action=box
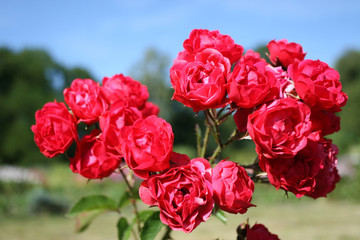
[1,0,359,81]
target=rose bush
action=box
[32,28,348,239]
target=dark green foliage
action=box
[0,47,93,165]
[332,49,360,152]
[335,50,360,87]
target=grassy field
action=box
[1,163,360,240]
[1,199,360,240]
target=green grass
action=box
[1,199,360,240]
[1,161,360,240]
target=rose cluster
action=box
[32,74,165,179]
[32,28,347,235]
[32,71,255,233]
[170,29,347,199]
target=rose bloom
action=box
[288,59,348,112]
[306,139,340,199]
[212,160,255,214]
[120,115,174,179]
[267,39,306,68]
[140,101,160,118]
[260,139,325,197]
[246,223,280,240]
[183,29,244,64]
[139,158,214,233]
[247,98,312,159]
[32,101,77,158]
[310,109,340,136]
[227,50,279,108]
[99,100,142,157]
[69,130,121,179]
[269,65,295,99]
[169,151,191,168]
[63,78,109,124]
[233,107,254,133]
[102,74,149,108]
[170,48,230,112]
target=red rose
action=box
[227,50,279,108]
[170,48,230,112]
[270,66,294,99]
[306,139,340,199]
[120,115,174,179]
[99,100,142,157]
[310,109,340,136]
[183,29,244,64]
[260,140,325,197]
[288,59,348,112]
[102,74,149,108]
[140,102,160,118]
[246,223,280,240]
[212,160,255,214]
[32,101,78,158]
[63,78,109,124]
[69,130,121,179]
[233,107,254,133]
[169,151,191,168]
[139,158,214,233]
[267,39,306,68]
[247,98,312,159]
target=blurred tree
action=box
[0,47,93,165]
[332,49,360,152]
[335,50,360,87]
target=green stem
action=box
[195,124,202,158]
[218,107,236,124]
[208,129,239,165]
[161,225,173,240]
[119,168,141,233]
[200,125,210,158]
[204,110,223,148]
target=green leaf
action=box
[68,195,117,216]
[117,217,131,240]
[118,191,131,208]
[75,210,103,233]
[137,210,154,222]
[214,209,227,224]
[140,211,163,240]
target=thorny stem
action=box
[119,168,141,234]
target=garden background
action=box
[1,1,360,239]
